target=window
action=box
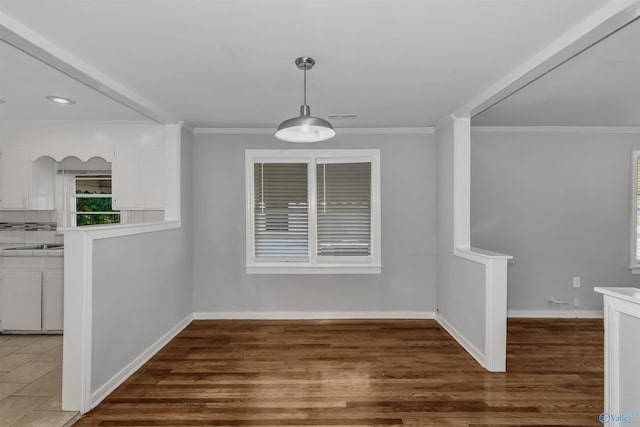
[72,175,120,226]
[632,152,640,273]
[246,149,381,274]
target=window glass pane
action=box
[76,197,114,213]
[317,162,371,256]
[76,176,112,194]
[254,163,308,258]
[74,175,119,227]
[76,214,120,226]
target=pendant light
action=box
[275,57,335,143]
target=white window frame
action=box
[67,175,120,227]
[245,149,381,274]
[630,151,640,274]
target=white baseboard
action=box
[508,309,603,318]
[435,314,487,369]
[90,313,193,409]
[193,311,435,320]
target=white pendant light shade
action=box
[276,57,335,143]
[275,105,336,143]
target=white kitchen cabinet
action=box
[1,271,42,331]
[43,270,64,331]
[30,156,56,210]
[139,143,164,209]
[0,154,3,206]
[1,255,64,332]
[112,143,139,209]
[0,149,56,210]
[1,145,29,209]
[112,141,165,210]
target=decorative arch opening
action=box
[53,156,119,227]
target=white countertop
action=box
[0,243,64,257]
[594,287,640,305]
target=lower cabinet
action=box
[0,256,64,332]
[43,271,64,331]
[1,271,42,331]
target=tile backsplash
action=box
[0,210,165,244]
[0,211,61,244]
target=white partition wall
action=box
[436,116,512,372]
[62,124,192,412]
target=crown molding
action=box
[434,114,472,132]
[176,121,195,132]
[193,128,273,135]
[472,126,640,134]
[193,127,434,135]
[434,115,454,131]
[337,127,434,135]
[2,119,160,126]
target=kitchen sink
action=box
[6,243,64,250]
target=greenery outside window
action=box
[73,175,120,226]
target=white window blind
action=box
[254,163,309,259]
[317,162,371,256]
[246,149,381,274]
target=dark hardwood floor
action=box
[74,319,604,426]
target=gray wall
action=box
[192,133,436,314]
[91,127,193,391]
[471,129,640,312]
[436,119,486,354]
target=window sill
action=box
[630,265,640,274]
[246,265,383,275]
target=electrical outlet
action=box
[574,297,580,308]
[573,277,581,288]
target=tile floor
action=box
[0,335,78,427]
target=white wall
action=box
[191,133,436,316]
[436,119,488,356]
[471,129,640,313]
[89,126,193,395]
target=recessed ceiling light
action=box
[328,114,358,119]
[46,96,75,105]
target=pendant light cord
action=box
[303,67,307,106]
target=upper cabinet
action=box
[112,138,165,210]
[1,145,30,209]
[1,152,59,210]
[111,142,139,209]
[31,157,56,210]
[0,121,165,212]
[138,142,165,209]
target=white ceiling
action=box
[0,0,610,128]
[473,16,640,126]
[0,40,149,121]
